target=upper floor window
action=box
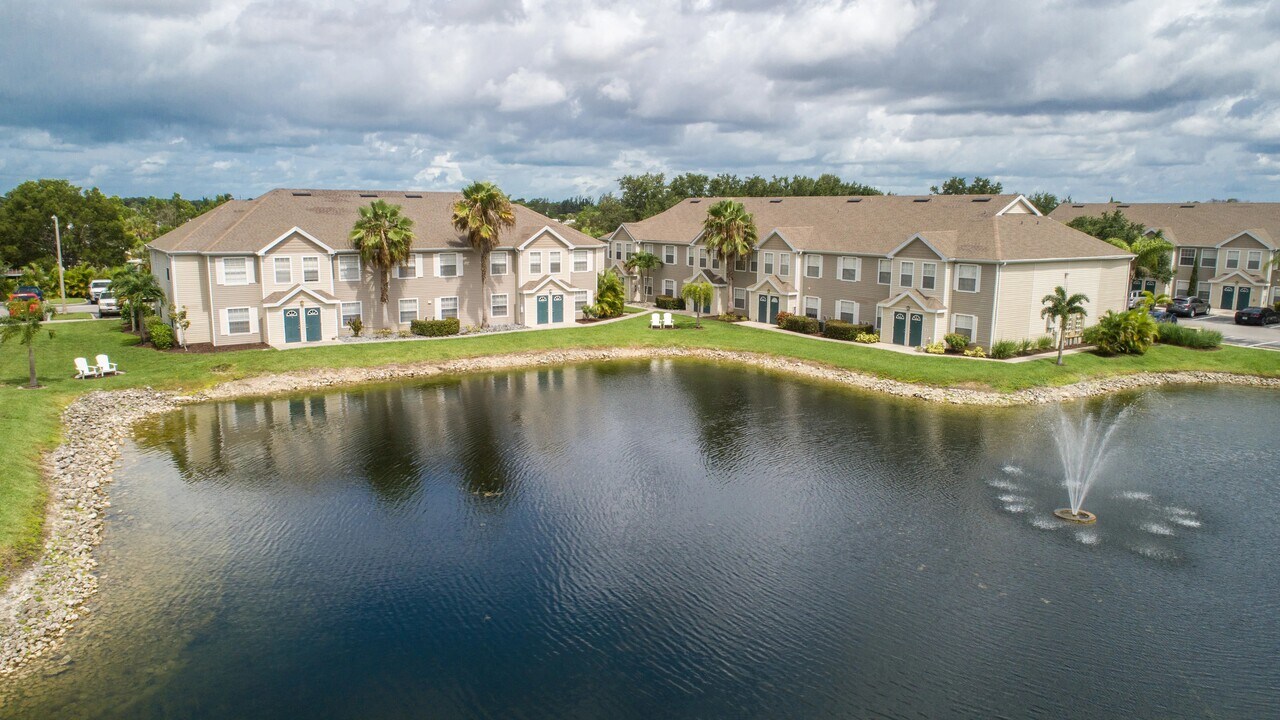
[763,252,775,275]
[921,262,937,290]
[1246,251,1263,271]
[1224,250,1240,270]
[1179,248,1196,266]
[338,255,361,281]
[664,246,676,264]
[877,259,891,285]
[687,247,694,266]
[573,250,589,273]
[899,261,914,288]
[222,257,250,285]
[274,257,292,285]
[698,248,708,269]
[302,256,320,283]
[490,251,509,276]
[779,253,791,277]
[750,252,759,273]
[838,256,858,282]
[805,254,822,279]
[549,251,562,274]
[529,251,543,275]
[1201,249,1217,268]
[624,243,634,260]
[956,263,980,293]
[437,252,459,278]
[396,256,417,279]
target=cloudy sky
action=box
[2,0,1278,202]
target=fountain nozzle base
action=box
[1054,508,1097,524]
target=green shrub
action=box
[717,313,747,322]
[655,295,685,310]
[374,328,394,339]
[943,332,968,352]
[963,346,986,358]
[990,339,1019,359]
[774,311,793,328]
[147,320,174,350]
[855,332,880,343]
[347,318,364,337]
[1089,309,1158,355]
[595,269,626,318]
[781,314,820,334]
[923,341,946,354]
[1017,338,1034,355]
[410,317,461,337]
[1156,322,1222,349]
[822,320,874,341]
[581,304,599,319]
[1036,335,1055,351]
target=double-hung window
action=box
[491,294,509,318]
[698,248,708,268]
[490,252,509,276]
[340,302,362,327]
[529,251,543,275]
[953,314,975,342]
[274,257,292,284]
[1246,251,1263,272]
[226,307,252,334]
[438,296,458,320]
[899,261,914,288]
[398,298,418,323]
[663,279,675,296]
[956,264,979,292]
[1201,250,1217,269]
[574,290,589,312]
[302,256,320,283]
[733,288,746,310]
[222,257,249,285]
[686,247,694,266]
[664,246,675,264]
[338,255,361,281]
[438,252,459,278]
[805,254,822,279]
[549,251,562,274]
[644,276,653,296]
[836,300,858,323]
[763,252,775,275]
[779,253,791,277]
[1179,248,1196,266]
[573,250,589,272]
[877,259,891,285]
[1225,250,1240,270]
[921,262,937,290]
[397,256,417,279]
[803,296,820,319]
[750,253,759,273]
[838,257,858,281]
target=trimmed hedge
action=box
[410,317,461,337]
[1156,322,1222,349]
[781,314,821,335]
[655,295,686,310]
[822,320,874,341]
[145,318,174,350]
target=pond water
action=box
[2,361,1278,718]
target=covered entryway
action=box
[1236,286,1252,309]
[263,285,340,347]
[284,308,301,343]
[1221,286,1235,310]
[757,294,781,324]
[521,276,581,328]
[892,311,907,345]
[878,289,947,348]
[909,313,924,346]
[747,277,795,325]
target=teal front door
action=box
[283,308,301,343]
[1144,279,1156,292]
[1221,286,1235,309]
[551,294,564,323]
[304,307,321,341]
[892,311,907,345]
[758,294,768,322]
[1237,286,1251,309]
[769,296,780,324]
[908,313,924,346]
[537,295,549,324]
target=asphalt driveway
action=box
[1179,312,1280,351]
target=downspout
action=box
[989,262,1004,348]
[205,256,218,348]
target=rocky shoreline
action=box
[3,347,1278,677]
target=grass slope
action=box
[1,315,1276,579]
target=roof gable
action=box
[258,227,335,256]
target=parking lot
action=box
[1179,311,1280,351]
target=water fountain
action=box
[1052,405,1130,524]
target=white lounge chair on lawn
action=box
[651,312,662,329]
[662,312,674,329]
[96,354,118,375]
[74,357,101,379]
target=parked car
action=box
[89,279,112,303]
[1127,290,1147,309]
[7,285,44,301]
[1168,296,1210,317]
[97,290,120,316]
[1234,306,1280,326]
[1149,309,1178,324]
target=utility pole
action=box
[51,215,67,314]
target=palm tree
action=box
[451,181,516,328]
[1,299,54,388]
[350,200,415,316]
[1102,232,1174,291]
[1139,290,1171,311]
[594,268,626,318]
[111,268,165,342]
[624,251,663,301]
[1040,286,1090,366]
[702,200,757,312]
[681,281,714,328]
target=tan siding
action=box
[794,254,888,324]
[994,259,1129,344]
[893,238,943,260]
[208,257,264,346]
[262,235,334,293]
[174,256,212,344]
[949,262,997,347]
[1221,233,1268,250]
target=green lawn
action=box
[1,314,1276,581]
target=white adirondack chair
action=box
[650,312,661,329]
[74,357,100,379]
[662,312,674,329]
[96,354,118,375]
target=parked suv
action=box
[1127,290,1146,309]
[1234,306,1280,326]
[1169,296,1210,317]
[97,290,120,316]
[89,279,112,303]
[7,285,43,301]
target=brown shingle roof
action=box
[150,189,603,254]
[620,195,1127,261]
[1049,202,1280,249]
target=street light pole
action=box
[51,215,67,314]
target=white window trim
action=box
[397,255,422,280]
[340,301,362,325]
[1200,249,1217,267]
[805,254,822,279]
[528,251,543,275]
[956,263,981,293]
[663,279,676,296]
[877,259,891,285]
[838,256,859,282]
[952,313,976,340]
[338,255,362,282]
[302,255,321,283]
[490,251,509,276]
[273,256,292,285]
[779,252,791,278]
[437,296,459,320]
[644,276,653,296]
[1224,249,1240,269]
[686,247,694,266]
[803,295,820,318]
[218,256,254,286]
[573,249,590,273]
[733,288,747,309]
[436,252,460,278]
[1246,250,1263,271]
[490,293,509,318]
[899,260,915,288]
[223,307,256,335]
[398,298,419,323]
[573,290,590,311]
[836,300,859,323]
[549,251,562,274]
[664,245,676,264]
[921,262,937,290]
[1178,248,1196,266]
[763,251,775,275]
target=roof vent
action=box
[689,199,701,203]
[405,193,422,198]
[291,191,312,197]
[846,198,862,203]
[769,198,783,203]
[1072,204,1085,208]
[359,193,377,198]
[913,198,930,203]
[971,197,992,202]
[1179,204,1195,208]
[1117,204,1131,208]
